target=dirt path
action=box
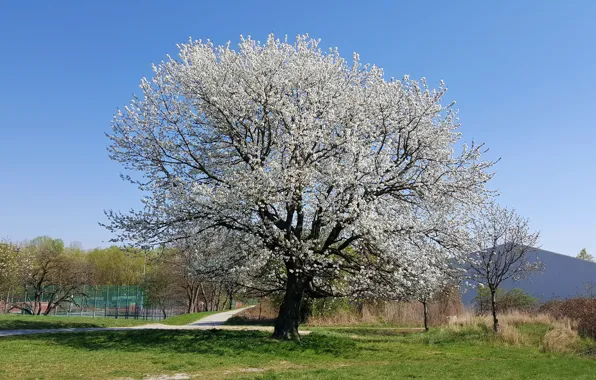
[0,306,302,338]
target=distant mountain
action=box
[461,248,596,305]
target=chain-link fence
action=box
[2,285,187,320]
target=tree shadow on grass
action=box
[225,316,275,326]
[28,329,359,359]
[0,319,100,330]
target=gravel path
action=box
[0,306,283,338]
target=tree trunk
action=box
[199,283,208,311]
[186,284,193,314]
[272,272,308,340]
[490,288,499,333]
[34,292,42,315]
[422,300,429,332]
[5,287,11,314]
[191,285,200,313]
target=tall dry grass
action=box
[540,298,596,339]
[449,310,574,328]
[308,288,463,327]
[446,310,581,352]
[233,297,587,354]
[233,290,462,327]
[307,299,461,327]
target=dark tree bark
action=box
[490,288,499,333]
[272,271,309,340]
[422,300,429,332]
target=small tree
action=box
[467,203,541,332]
[415,267,462,332]
[0,241,28,313]
[17,237,91,315]
[577,248,594,262]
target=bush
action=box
[474,287,538,314]
[540,298,596,339]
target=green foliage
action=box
[577,248,594,262]
[474,287,538,314]
[0,242,24,293]
[86,246,146,285]
[30,236,65,254]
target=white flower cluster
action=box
[106,34,494,302]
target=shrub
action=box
[474,287,538,314]
[540,298,596,339]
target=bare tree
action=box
[467,203,541,332]
[15,237,91,315]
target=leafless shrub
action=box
[540,298,596,339]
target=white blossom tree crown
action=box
[106,34,495,299]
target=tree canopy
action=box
[577,248,594,262]
[105,35,495,339]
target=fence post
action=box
[5,287,10,313]
[93,286,97,318]
[124,286,128,319]
[79,286,84,317]
[116,286,120,319]
[134,286,139,320]
[105,287,109,318]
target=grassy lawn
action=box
[0,311,224,329]
[160,311,219,325]
[0,325,595,379]
[0,314,151,329]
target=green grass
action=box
[0,314,151,329]
[0,311,227,330]
[160,311,219,325]
[0,324,595,379]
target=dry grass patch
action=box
[445,311,583,353]
[543,325,581,353]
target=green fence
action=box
[3,285,186,320]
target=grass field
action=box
[0,311,219,330]
[0,323,595,379]
[0,314,151,329]
[160,311,219,325]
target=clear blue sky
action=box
[1,1,594,255]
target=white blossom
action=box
[105,34,494,336]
